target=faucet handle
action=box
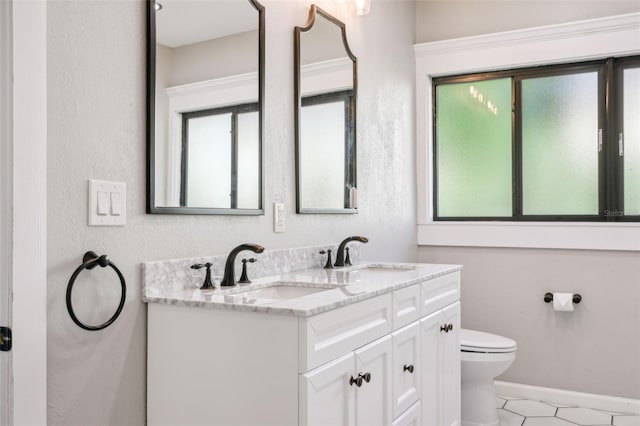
[319,250,334,269]
[345,247,352,266]
[190,262,215,290]
[238,258,257,284]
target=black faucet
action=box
[334,236,368,267]
[220,244,265,287]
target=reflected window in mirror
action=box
[300,90,355,210]
[295,5,358,214]
[181,103,259,209]
[147,0,265,215]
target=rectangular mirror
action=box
[294,5,357,214]
[147,0,265,215]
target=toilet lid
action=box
[461,329,516,353]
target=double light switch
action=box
[89,180,126,226]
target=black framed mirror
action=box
[147,0,265,215]
[294,5,357,214]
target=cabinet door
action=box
[300,352,356,426]
[392,322,420,419]
[440,302,460,426]
[420,310,442,426]
[354,335,393,426]
[392,401,421,426]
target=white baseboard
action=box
[495,381,640,415]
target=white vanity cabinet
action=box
[147,270,461,426]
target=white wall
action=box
[418,246,640,399]
[46,0,417,424]
[168,30,258,86]
[415,1,640,400]
[416,0,640,42]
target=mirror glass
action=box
[295,6,357,214]
[148,0,264,214]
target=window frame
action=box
[432,58,638,222]
[180,102,260,209]
[613,56,640,222]
[414,13,640,251]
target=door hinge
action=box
[0,327,12,352]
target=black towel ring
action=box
[66,251,126,331]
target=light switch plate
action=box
[88,180,126,226]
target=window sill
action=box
[417,222,640,251]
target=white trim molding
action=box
[414,13,640,251]
[418,222,640,251]
[12,0,47,423]
[495,381,640,415]
[300,57,353,97]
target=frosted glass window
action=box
[237,111,260,210]
[186,113,232,208]
[624,67,640,216]
[521,72,599,215]
[436,78,512,217]
[300,101,345,209]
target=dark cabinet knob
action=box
[349,375,363,387]
[403,364,414,373]
[440,324,454,333]
[359,372,371,383]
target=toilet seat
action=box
[461,329,516,354]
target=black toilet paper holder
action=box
[544,292,582,304]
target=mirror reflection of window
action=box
[237,110,260,209]
[300,92,353,209]
[182,104,259,209]
[185,113,232,208]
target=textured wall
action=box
[418,246,640,399]
[416,0,640,42]
[46,0,416,424]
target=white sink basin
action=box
[230,284,332,300]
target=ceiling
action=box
[156,0,259,48]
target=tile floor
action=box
[496,395,640,426]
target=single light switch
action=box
[97,191,109,216]
[110,192,121,216]
[274,202,285,233]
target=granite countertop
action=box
[143,261,462,317]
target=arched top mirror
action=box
[147,0,265,215]
[294,5,358,214]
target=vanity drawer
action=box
[421,272,460,317]
[299,293,393,373]
[393,285,421,330]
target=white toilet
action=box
[461,329,517,426]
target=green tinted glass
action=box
[623,67,640,216]
[521,72,599,215]
[436,79,512,217]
